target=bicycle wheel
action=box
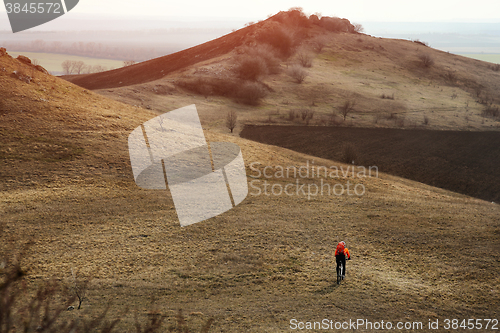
[337,262,343,284]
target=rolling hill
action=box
[1,10,500,332]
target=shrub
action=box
[341,143,357,164]
[237,81,267,105]
[311,36,328,53]
[300,109,314,124]
[488,63,500,71]
[423,115,430,125]
[413,39,429,47]
[443,71,457,85]
[418,53,434,68]
[288,109,298,121]
[353,23,364,33]
[381,93,394,100]
[175,77,237,97]
[237,45,281,74]
[482,105,500,118]
[296,50,313,68]
[257,26,294,59]
[235,56,268,81]
[287,64,308,83]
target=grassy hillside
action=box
[60,11,500,133]
[1,46,500,332]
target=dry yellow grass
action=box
[1,46,500,332]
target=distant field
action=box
[241,125,500,203]
[7,51,124,75]
[458,53,500,64]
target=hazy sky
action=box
[1,0,500,24]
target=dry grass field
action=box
[2,10,500,332]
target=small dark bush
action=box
[288,109,298,121]
[488,63,500,71]
[287,64,308,83]
[300,109,314,124]
[235,56,268,81]
[236,45,281,74]
[296,50,313,68]
[381,93,394,100]
[175,77,237,97]
[423,115,430,125]
[237,81,267,105]
[341,143,357,164]
[418,53,434,68]
[413,39,429,47]
[482,105,500,118]
[443,71,457,85]
[311,36,328,53]
[257,26,294,59]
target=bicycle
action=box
[337,261,344,285]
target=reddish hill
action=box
[63,10,356,90]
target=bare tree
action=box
[226,110,238,133]
[73,61,85,74]
[339,99,356,121]
[61,60,72,75]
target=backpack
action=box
[336,242,345,255]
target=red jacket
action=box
[335,245,350,259]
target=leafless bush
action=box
[237,45,281,74]
[176,77,236,97]
[380,93,394,100]
[226,110,238,133]
[338,99,356,121]
[443,71,457,85]
[488,63,500,71]
[423,115,430,125]
[353,23,364,33]
[296,50,313,68]
[341,143,357,164]
[482,105,500,118]
[256,26,294,59]
[287,64,308,83]
[311,36,328,53]
[417,53,434,68]
[413,39,429,47]
[235,56,268,81]
[300,109,314,124]
[237,81,267,105]
[288,109,298,121]
[0,252,213,332]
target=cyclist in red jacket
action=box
[335,241,351,280]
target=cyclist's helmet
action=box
[341,241,346,247]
